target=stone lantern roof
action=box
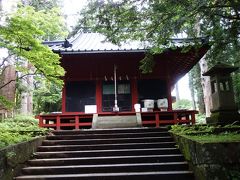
[203,63,239,76]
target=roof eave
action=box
[54,49,147,55]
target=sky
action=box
[62,0,88,30]
[62,0,192,100]
[172,74,192,100]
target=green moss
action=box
[170,124,240,143]
[194,166,208,180]
[186,134,240,143]
[179,138,191,160]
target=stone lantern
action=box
[203,63,240,124]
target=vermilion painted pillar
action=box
[131,78,138,112]
[61,81,66,113]
[96,80,102,113]
[167,79,173,111]
[39,116,43,127]
[56,116,61,130]
[75,115,79,129]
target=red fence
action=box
[37,110,197,130]
[141,110,197,127]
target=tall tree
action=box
[0,6,66,111]
[78,0,239,48]
[189,63,205,114]
[18,0,66,114]
[75,0,240,115]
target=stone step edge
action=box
[35,147,178,155]
[23,161,189,170]
[43,136,173,143]
[53,127,168,133]
[29,154,184,162]
[16,170,193,179]
[48,131,169,138]
[38,141,176,149]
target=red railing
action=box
[38,113,93,130]
[37,110,197,130]
[141,110,197,127]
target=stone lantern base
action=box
[206,110,240,125]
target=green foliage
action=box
[0,95,14,109]
[139,53,155,74]
[0,115,49,148]
[172,99,193,110]
[0,6,65,85]
[17,4,68,40]
[33,81,62,114]
[170,124,216,135]
[0,5,68,109]
[170,124,240,143]
[78,0,240,108]
[79,0,239,52]
[195,114,206,124]
[22,0,62,12]
[233,73,240,107]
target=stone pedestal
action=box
[203,63,240,124]
[206,111,240,124]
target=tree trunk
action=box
[189,63,205,114]
[194,18,212,117]
[199,56,212,117]
[0,65,16,117]
[20,62,33,115]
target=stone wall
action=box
[171,134,240,180]
[0,137,45,180]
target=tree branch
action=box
[0,71,37,90]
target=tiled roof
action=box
[47,32,145,54]
[45,32,208,54]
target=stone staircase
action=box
[15,127,194,180]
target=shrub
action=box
[0,115,49,148]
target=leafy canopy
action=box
[0,6,66,87]
[78,0,239,54]
[78,0,240,106]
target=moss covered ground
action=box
[0,115,49,148]
[170,124,240,143]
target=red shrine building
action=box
[39,32,209,130]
